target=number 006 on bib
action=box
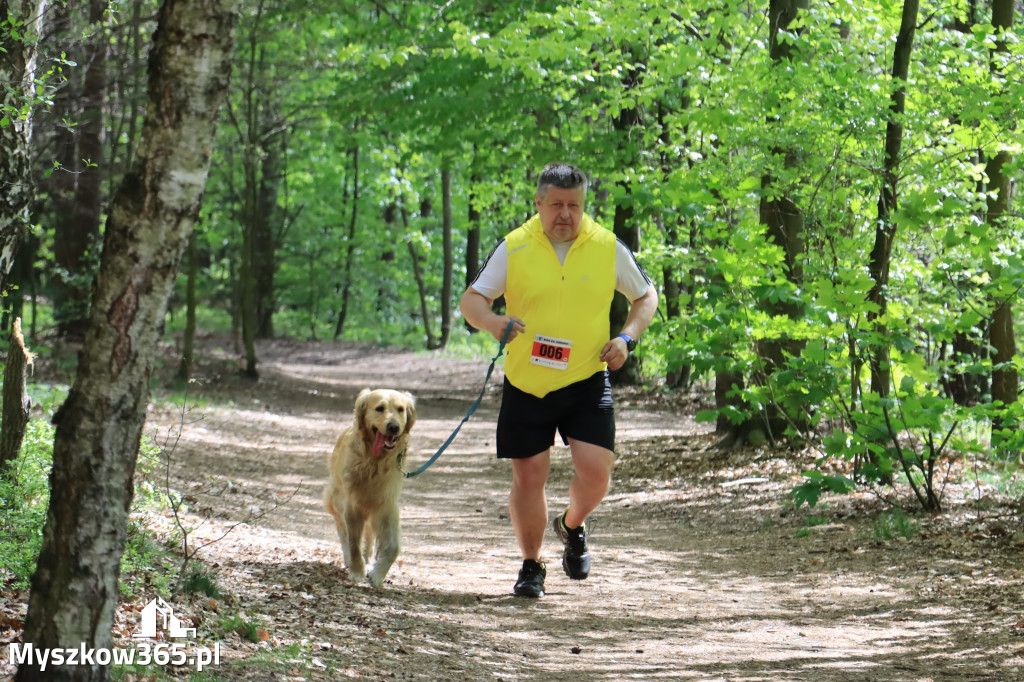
[530,335,572,370]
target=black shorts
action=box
[496,371,615,459]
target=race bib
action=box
[530,334,572,370]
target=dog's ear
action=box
[354,389,373,440]
[402,392,417,434]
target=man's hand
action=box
[490,315,525,344]
[601,284,658,371]
[460,287,525,343]
[600,336,630,371]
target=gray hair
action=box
[536,163,589,199]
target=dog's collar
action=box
[397,448,407,470]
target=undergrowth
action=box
[0,382,181,597]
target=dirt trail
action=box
[132,337,1023,681]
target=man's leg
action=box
[509,449,551,559]
[564,438,613,528]
[552,438,613,580]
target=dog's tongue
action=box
[373,430,389,457]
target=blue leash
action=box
[404,320,515,479]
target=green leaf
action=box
[792,479,821,509]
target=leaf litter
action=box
[2,335,1023,681]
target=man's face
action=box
[535,186,585,243]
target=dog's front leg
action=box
[367,511,401,588]
[343,507,367,583]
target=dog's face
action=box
[354,388,416,457]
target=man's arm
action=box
[459,287,526,343]
[599,284,659,371]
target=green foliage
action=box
[0,416,55,589]
[119,439,178,598]
[179,563,222,599]
[19,1,1024,504]
[794,515,829,538]
[165,303,233,338]
[433,326,508,363]
[969,464,1024,501]
[179,0,1024,410]
[0,383,180,595]
[133,435,172,512]
[119,515,174,599]
[802,375,982,511]
[215,613,264,643]
[873,508,919,541]
[792,472,856,510]
[989,401,1024,459]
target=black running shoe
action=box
[553,510,591,580]
[513,559,546,597]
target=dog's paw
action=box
[367,571,387,588]
[347,568,366,584]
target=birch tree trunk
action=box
[16,1,239,679]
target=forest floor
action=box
[4,334,1024,681]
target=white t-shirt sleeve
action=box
[469,237,651,302]
[468,239,508,300]
[615,239,653,301]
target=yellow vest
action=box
[504,214,616,398]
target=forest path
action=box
[137,336,1023,681]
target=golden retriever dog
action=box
[323,388,416,587]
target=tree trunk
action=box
[610,197,641,383]
[743,0,810,445]
[177,230,199,382]
[0,0,47,296]
[4,232,34,336]
[943,330,987,405]
[988,0,1016,426]
[254,138,280,339]
[42,2,81,331]
[0,318,32,476]
[233,0,273,373]
[610,47,645,386]
[69,0,108,333]
[254,120,284,340]
[108,0,147,192]
[402,202,434,349]
[438,167,454,348]
[377,204,397,315]
[867,0,919,398]
[41,1,107,340]
[656,99,693,391]
[661,226,691,390]
[240,163,259,377]
[228,0,288,342]
[334,143,359,339]
[465,181,481,334]
[16,2,239,680]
